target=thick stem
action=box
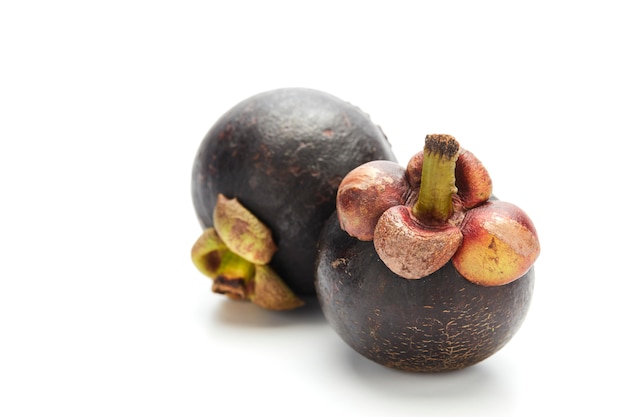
[412,134,460,225]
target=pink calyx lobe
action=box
[336,160,409,241]
[452,201,540,286]
[374,205,462,279]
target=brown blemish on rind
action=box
[331,258,348,269]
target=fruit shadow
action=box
[211,295,327,328]
[345,347,515,406]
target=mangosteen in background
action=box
[191,88,396,310]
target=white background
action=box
[1,1,624,416]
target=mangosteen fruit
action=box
[191,88,396,310]
[315,134,539,371]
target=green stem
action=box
[211,251,256,300]
[216,251,256,280]
[412,134,460,225]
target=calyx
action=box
[191,194,304,309]
[336,134,540,286]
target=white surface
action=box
[1,1,624,416]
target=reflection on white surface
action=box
[201,293,520,417]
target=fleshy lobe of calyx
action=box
[373,205,463,279]
[452,201,540,286]
[191,194,303,310]
[336,160,409,241]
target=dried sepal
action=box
[191,194,306,310]
[191,228,229,278]
[213,193,277,264]
[250,265,305,310]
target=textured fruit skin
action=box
[315,214,534,372]
[192,88,396,296]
